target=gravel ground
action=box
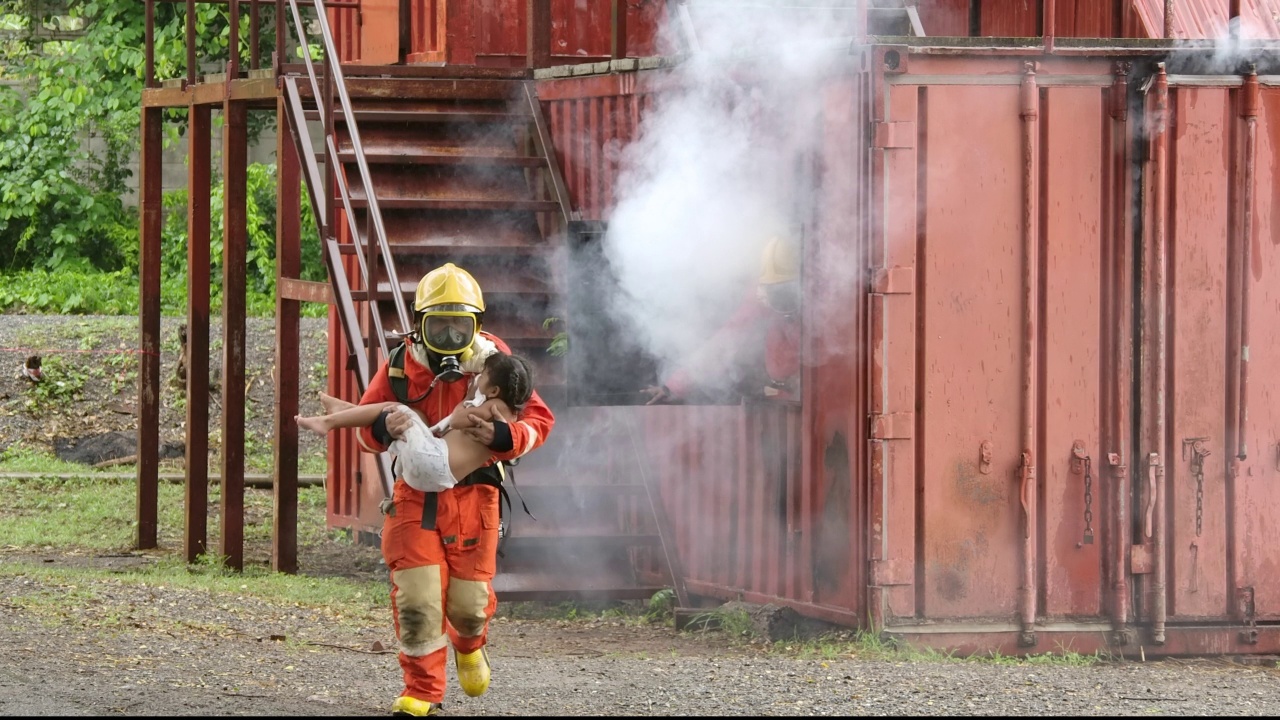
[4,315,1280,716]
[2,550,1279,717]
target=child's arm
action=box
[297,400,400,436]
[448,399,510,432]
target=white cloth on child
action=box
[461,335,498,374]
[387,404,456,493]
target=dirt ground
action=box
[5,545,1280,717]
[6,316,1280,716]
[0,314,332,471]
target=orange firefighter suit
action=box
[354,264,555,715]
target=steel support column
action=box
[137,105,164,551]
[186,103,213,564]
[274,94,302,574]
[221,97,249,571]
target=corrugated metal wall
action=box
[315,0,1280,655]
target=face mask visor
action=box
[761,280,801,316]
[420,311,477,355]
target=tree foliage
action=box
[0,0,279,273]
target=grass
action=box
[0,444,330,479]
[674,605,1110,667]
[0,473,337,553]
[0,557,388,614]
[0,465,388,627]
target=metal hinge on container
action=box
[870,558,911,586]
[869,412,912,440]
[869,266,915,295]
[871,122,915,149]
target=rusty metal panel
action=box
[1235,85,1280,621]
[867,50,921,628]
[326,244,363,530]
[328,6,360,64]
[1040,85,1106,619]
[418,0,663,66]
[979,0,1038,37]
[915,0,969,36]
[877,56,1122,633]
[538,74,653,220]
[1051,0,1120,38]
[1129,0,1280,38]
[636,403,815,608]
[917,80,1023,620]
[359,0,400,64]
[1165,86,1231,619]
[804,74,868,615]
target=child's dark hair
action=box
[484,352,534,410]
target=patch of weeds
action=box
[644,588,675,624]
[682,607,754,641]
[29,355,88,402]
[0,446,107,475]
[298,453,328,476]
[0,474,177,552]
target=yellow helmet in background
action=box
[758,236,800,285]
[414,263,485,356]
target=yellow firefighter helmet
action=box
[758,236,800,285]
[414,263,485,355]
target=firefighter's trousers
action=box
[382,480,499,703]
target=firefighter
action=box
[354,262,556,717]
[642,235,801,404]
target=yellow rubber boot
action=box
[454,647,491,697]
[391,696,442,716]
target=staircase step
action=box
[349,197,559,212]
[303,109,531,124]
[327,150,545,167]
[348,210,546,248]
[340,243,551,257]
[295,77,522,101]
[332,124,530,156]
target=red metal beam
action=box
[274,95,301,574]
[527,0,551,69]
[1237,70,1259,463]
[221,97,249,572]
[136,106,164,550]
[610,0,627,60]
[229,0,240,78]
[1107,61,1133,645]
[1017,60,1041,648]
[1150,63,1170,645]
[145,0,156,87]
[185,104,212,564]
[187,0,196,86]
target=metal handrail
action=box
[282,0,413,352]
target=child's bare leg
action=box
[319,392,355,415]
[296,401,399,436]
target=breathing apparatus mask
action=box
[412,262,487,386]
[418,305,482,384]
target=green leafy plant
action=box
[543,316,568,357]
[0,0,281,274]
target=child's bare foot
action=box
[295,414,330,436]
[319,392,354,415]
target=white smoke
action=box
[601,2,854,388]
[1170,13,1276,73]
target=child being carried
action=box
[296,351,534,493]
